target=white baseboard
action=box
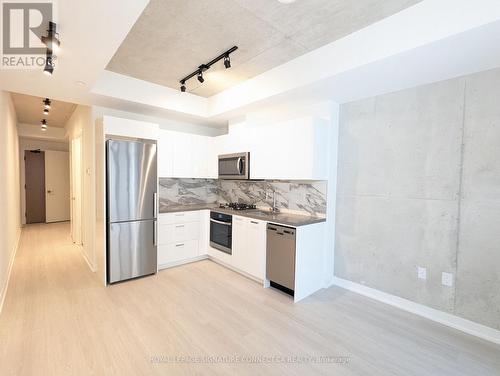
[0,229,21,315]
[77,244,96,272]
[331,277,500,346]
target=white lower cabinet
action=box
[158,240,199,265]
[231,215,266,280]
[157,211,207,269]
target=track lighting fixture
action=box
[43,98,51,110]
[43,51,54,76]
[41,22,61,53]
[41,22,60,75]
[41,119,48,131]
[223,55,231,69]
[43,108,49,115]
[179,46,238,92]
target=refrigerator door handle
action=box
[153,193,158,219]
[153,220,158,246]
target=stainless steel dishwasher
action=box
[266,223,296,296]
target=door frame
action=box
[70,136,83,245]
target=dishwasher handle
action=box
[267,223,295,237]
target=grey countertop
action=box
[159,203,326,227]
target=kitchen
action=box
[102,110,334,303]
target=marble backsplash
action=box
[159,178,327,217]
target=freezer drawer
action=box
[108,220,157,284]
[266,224,296,292]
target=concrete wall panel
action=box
[336,67,500,329]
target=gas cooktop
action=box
[218,202,257,211]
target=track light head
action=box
[224,55,231,69]
[41,119,48,131]
[180,80,186,92]
[197,71,204,83]
[41,21,61,53]
[43,108,49,115]
[43,98,51,109]
[43,52,54,76]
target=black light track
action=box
[179,46,238,92]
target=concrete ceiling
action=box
[11,93,77,128]
[106,0,422,97]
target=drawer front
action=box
[158,211,200,225]
[158,222,199,245]
[158,240,199,265]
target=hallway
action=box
[1,224,500,376]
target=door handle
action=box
[47,190,53,194]
[237,157,243,174]
[210,218,231,226]
[153,221,158,246]
[153,193,158,219]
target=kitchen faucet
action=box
[271,190,280,213]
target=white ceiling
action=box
[106,0,422,97]
[11,93,77,128]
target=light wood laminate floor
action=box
[1,223,499,375]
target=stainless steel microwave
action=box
[218,152,249,180]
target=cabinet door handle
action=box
[175,224,185,228]
[175,243,184,247]
[250,221,258,224]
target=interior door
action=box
[71,137,83,244]
[25,150,46,224]
[45,150,71,223]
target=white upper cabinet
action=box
[158,130,217,179]
[249,117,329,180]
[172,132,194,178]
[103,116,159,140]
[157,129,173,177]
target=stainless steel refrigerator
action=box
[106,139,157,284]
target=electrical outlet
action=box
[442,272,454,287]
[417,267,427,280]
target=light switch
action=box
[442,272,454,287]
[417,267,427,280]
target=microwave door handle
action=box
[237,157,243,174]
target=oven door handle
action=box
[210,218,232,226]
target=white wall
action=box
[18,138,69,225]
[0,91,21,313]
[65,105,96,274]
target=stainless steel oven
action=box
[210,211,232,254]
[218,152,249,180]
